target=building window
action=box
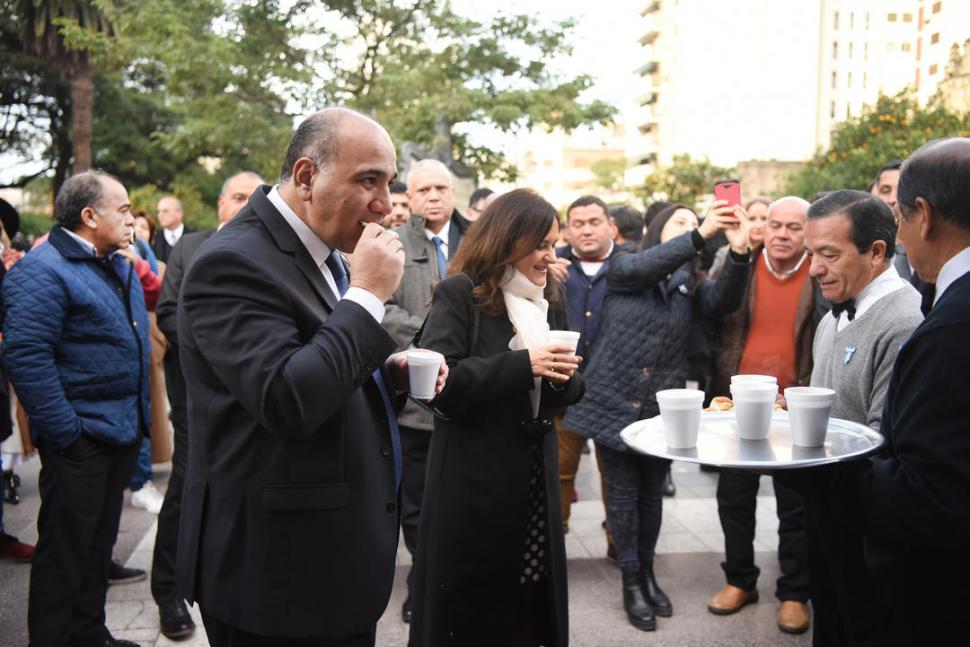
[846,104,851,119]
[866,12,870,30]
[933,2,942,13]
[902,42,911,52]
[832,71,837,88]
[887,42,896,51]
[864,42,869,59]
[848,72,853,88]
[931,32,940,44]
[929,63,939,75]
[833,41,838,59]
[831,101,836,118]
[903,12,912,22]
[888,12,897,22]
[850,12,855,29]
[849,42,854,58]
[863,72,868,89]
[834,11,839,29]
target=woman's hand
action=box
[698,200,743,240]
[723,205,751,254]
[529,343,581,383]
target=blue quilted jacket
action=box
[1,226,151,448]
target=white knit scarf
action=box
[501,268,550,418]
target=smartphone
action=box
[713,179,742,208]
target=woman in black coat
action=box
[408,189,585,647]
[563,204,751,631]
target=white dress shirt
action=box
[934,246,970,306]
[837,264,907,332]
[164,223,185,247]
[267,186,385,323]
[424,220,451,258]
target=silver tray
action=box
[620,411,885,469]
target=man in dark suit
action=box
[176,108,445,646]
[852,138,970,644]
[151,171,263,640]
[152,196,194,263]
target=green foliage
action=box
[17,210,53,237]
[320,0,616,180]
[641,154,735,206]
[590,157,628,193]
[784,90,970,197]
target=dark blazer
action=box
[152,225,194,263]
[175,187,401,638]
[155,228,215,427]
[408,275,584,647]
[855,270,970,644]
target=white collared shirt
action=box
[934,246,970,306]
[164,223,185,247]
[574,242,615,277]
[62,228,99,256]
[836,264,907,332]
[763,248,808,279]
[424,219,451,258]
[267,186,384,323]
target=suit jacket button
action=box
[386,502,397,513]
[631,399,642,409]
[381,445,392,457]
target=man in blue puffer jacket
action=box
[2,169,150,647]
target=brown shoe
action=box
[777,600,810,634]
[707,584,759,615]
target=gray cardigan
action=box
[810,284,922,430]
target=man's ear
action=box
[915,196,935,241]
[291,157,316,201]
[79,206,98,230]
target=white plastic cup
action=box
[731,374,778,385]
[406,349,444,400]
[548,330,581,354]
[785,387,835,447]
[730,382,778,440]
[656,388,705,449]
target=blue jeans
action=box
[596,443,670,573]
[129,436,152,491]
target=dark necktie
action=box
[919,282,936,317]
[323,251,402,488]
[431,236,447,280]
[831,299,856,321]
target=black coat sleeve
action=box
[608,234,699,295]
[179,247,396,438]
[694,252,751,319]
[156,235,186,345]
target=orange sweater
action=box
[737,255,811,390]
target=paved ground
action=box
[0,446,812,646]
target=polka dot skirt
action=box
[520,440,548,585]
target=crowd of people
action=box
[1,106,969,647]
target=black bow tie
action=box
[832,299,856,321]
[919,283,936,316]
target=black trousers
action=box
[29,435,140,647]
[716,468,809,601]
[201,610,376,647]
[400,425,431,599]
[151,414,189,605]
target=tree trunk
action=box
[69,56,94,173]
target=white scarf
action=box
[502,268,550,418]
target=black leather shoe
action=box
[108,559,146,585]
[103,637,141,646]
[401,596,413,623]
[641,561,673,617]
[159,598,196,640]
[662,468,676,497]
[622,570,656,631]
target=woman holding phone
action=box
[408,189,584,647]
[563,203,751,632]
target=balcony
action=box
[641,1,660,16]
[639,29,659,46]
[638,92,659,106]
[638,120,658,135]
[636,61,659,76]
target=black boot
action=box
[622,570,656,631]
[641,561,672,617]
[662,467,676,497]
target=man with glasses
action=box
[466,187,494,221]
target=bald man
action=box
[707,197,829,635]
[176,109,445,646]
[153,196,193,263]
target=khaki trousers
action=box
[556,417,613,547]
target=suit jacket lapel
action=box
[447,212,462,258]
[249,186,340,311]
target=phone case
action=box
[713,180,742,208]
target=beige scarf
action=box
[502,268,550,418]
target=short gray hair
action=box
[279,108,370,183]
[220,171,264,196]
[406,159,453,191]
[54,169,118,231]
[768,196,810,219]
